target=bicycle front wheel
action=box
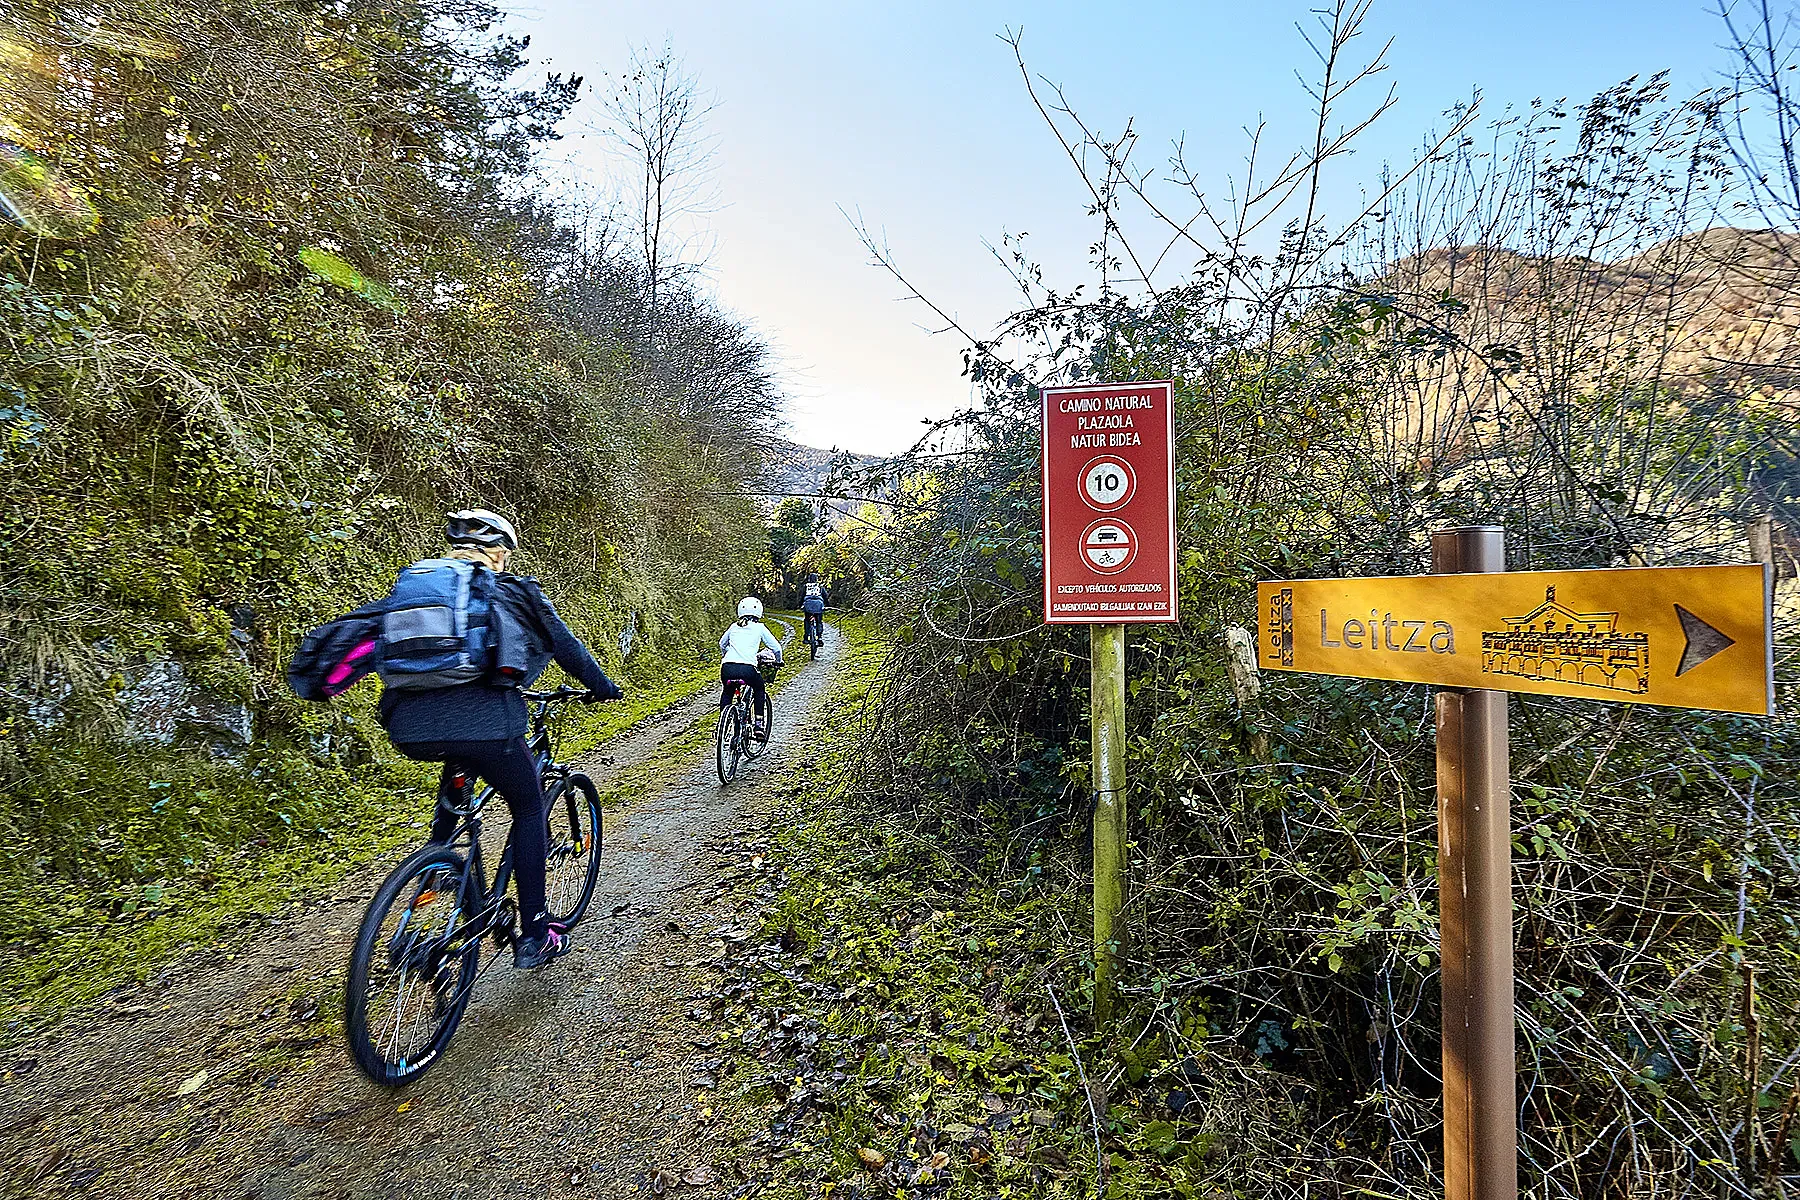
[716,707,741,784]
[344,844,479,1087]
[544,772,602,926]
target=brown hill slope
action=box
[1365,227,1800,462]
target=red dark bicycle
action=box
[715,660,776,783]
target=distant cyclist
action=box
[801,573,827,648]
[381,509,622,970]
[720,596,781,736]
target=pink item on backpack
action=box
[325,638,378,696]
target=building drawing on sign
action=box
[1480,586,1649,694]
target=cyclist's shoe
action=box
[754,718,769,741]
[513,922,571,970]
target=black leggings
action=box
[397,737,552,940]
[720,662,768,721]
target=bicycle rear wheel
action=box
[344,845,479,1087]
[745,691,774,760]
[715,705,741,783]
[544,772,602,926]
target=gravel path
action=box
[0,619,840,1200]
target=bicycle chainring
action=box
[491,898,518,948]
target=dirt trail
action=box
[0,620,839,1199]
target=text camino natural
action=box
[1059,392,1156,449]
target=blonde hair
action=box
[447,545,510,571]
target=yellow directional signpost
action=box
[1258,530,1774,1200]
[1259,562,1773,715]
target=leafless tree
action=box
[1718,0,1800,224]
[599,41,717,362]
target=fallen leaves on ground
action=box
[31,1146,64,1184]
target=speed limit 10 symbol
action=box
[1081,456,1136,511]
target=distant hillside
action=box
[1384,227,1800,406]
[1366,227,1800,463]
[1361,225,1800,571]
[759,438,883,525]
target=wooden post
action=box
[1750,515,1777,697]
[1746,512,1776,1179]
[1432,526,1516,1200]
[1743,965,1762,1185]
[1748,514,1775,586]
[1090,622,1127,1025]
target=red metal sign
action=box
[1042,380,1178,624]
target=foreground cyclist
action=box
[381,509,622,969]
[720,596,781,736]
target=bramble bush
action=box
[840,12,1800,1197]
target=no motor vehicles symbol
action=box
[1082,520,1137,573]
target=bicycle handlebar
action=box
[523,686,588,702]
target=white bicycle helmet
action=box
[737,596,764,620]
[446,508,520,551]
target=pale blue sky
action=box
[517,2,1733,454]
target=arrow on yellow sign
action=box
[1673,604,1735,676]
[1257,564,1773,715]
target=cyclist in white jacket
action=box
[720,596,782,735]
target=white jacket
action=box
[720,619,782,667]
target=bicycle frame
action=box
[727,680,758,728]
[346,684,603,1085]
[416,690,577,958]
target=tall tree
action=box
[601,42,715,363]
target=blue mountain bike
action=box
[343,688,602,1085]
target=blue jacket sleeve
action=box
[515,578,622,699]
